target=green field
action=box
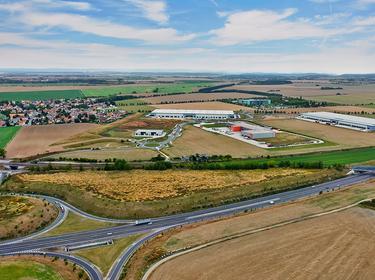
[116,99,154,113]
[0,260,63,280]
[82,82,214,97]
[0,90,84,101]
[217,147,375,168]
[0,127,21,148]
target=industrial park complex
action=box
[299,112,375,132]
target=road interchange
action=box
[0,172,373,280]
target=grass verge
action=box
[75,234,142,276]
[43,212,115,237]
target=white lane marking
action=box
[185,198,280,220]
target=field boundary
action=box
[142,194,375,280]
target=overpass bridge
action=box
[352,166,375,175]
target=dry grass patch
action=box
[261,118,375,149]
[51,148,159,161]
[6,123,99,159]
[0,196,58,240]
[18,168,312,202]
[165,125,268,158]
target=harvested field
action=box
[0,255,87,280]
[165,125,268,158]
[17,168,313,202]
[142,92,256,104]
[0,196,58,240]
[51,147,159,161]
[227,82,375,105]
[154,101,250,111]
[6,123,99,159]
[270,105,375,115]
[260,118,375,149]
[149,207,375,280]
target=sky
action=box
[0,0,374,73]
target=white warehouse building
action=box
[299,112,375,132]
[148,109,237,120]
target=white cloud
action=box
[126,0,169,24]
[211,9,352,45]
[1,42,374,74]
[32,0,93,11]
[0,1,194,44]
[354,16,375,25]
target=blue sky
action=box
[0,0,374,73]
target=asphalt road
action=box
[0,173,372,256]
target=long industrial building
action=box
[299,112,375,132]
[148,109,237,120]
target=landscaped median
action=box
[1,167,345,219]
[0,255,89,280]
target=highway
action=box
[0,172,373,280]
[0,173,372,255]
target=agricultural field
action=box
[165,125,268,158]
[0,256,87,280]
[0,90,83,101]
[221,147,375,168]
[268,105,375,115]
[4,168,342,218]
[116,99,155,113]
[82,82,214,97]
[260,118,375,150]
[5,123,99,159]
[225,82,375,105]
[0,126,20,149]
[142,92,256,104]
[149,206,375,280]
[0,196,58,240]
[125,179,375,280]
[154,101,250,111]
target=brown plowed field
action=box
[149,207,375,280]
[6,123,99,158]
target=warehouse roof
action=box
[301,112,375,126]
[151,109,235,115]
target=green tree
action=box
[0,148,5,158]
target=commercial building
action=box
[134,129,165,138]
[299,112,375,132]
[231,122,276,139]
[148,109,237,120]
[236,99,271,107]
